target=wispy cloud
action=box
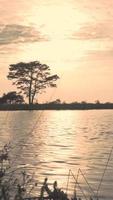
[0,24,49,45]
[85,49,113,61]
[70,22,113,40]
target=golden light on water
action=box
[1,110,113,198]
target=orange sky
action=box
[0,0,113,103]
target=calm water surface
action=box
[0,110,113,199]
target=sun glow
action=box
[1,0,113,102]
[26,3,88,40]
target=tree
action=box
[95,100,100,104]
[0,91,24,104]
[81,101,87,104]
[7,61,59,104]
[49,99,61,104]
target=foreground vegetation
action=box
[0,145,70,200]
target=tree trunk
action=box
[29,94,31,105]
[31,92,37,104]
[31,94,35,104]
[31,82,37,104]
[29,72,33,105]
[29,85,32,104]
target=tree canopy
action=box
[7,61,59,104]
[0,91,24,104]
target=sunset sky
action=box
[0,0,113,103]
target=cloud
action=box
[71,22,113,40]
[0,24,48,45]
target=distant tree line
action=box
[0,101,113,110]
[0,91,112,107]
[0,60,112,106]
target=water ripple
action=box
[0,110,113,199]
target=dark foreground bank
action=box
[0,145,98,200]
[0,103,113,110]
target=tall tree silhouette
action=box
[7,61,59,104]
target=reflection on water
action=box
[0,110,113,199]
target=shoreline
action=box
[0,103,113,110]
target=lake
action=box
[0,110,113,199]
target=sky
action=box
[0,0,113,103]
